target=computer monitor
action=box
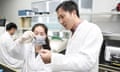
[0,19,6,26]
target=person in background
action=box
[39,1,103,72]
[0,22,23,71]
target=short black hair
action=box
[56,0,80,17]
[6,22,17,31]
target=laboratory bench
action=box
[1,62,120,72]
[0,64,16,72]
[99,62,120,72]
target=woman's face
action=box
[33,26,47,38]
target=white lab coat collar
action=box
[71,20,88,40]
[4,31,12,39]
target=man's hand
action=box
[39,49,51,64]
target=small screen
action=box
[0,19,6,26]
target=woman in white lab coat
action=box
[22,23,51,72]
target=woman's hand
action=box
[35,45,42,53]
[39,49,51,64]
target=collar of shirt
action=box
[4,31,13,39]
[71,20,83,35]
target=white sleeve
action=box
[1,38,25,60]
[51,27,103,72]
[0,38,24,69]
[27,54,52,72]
[0,31,34,60]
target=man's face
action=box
[57,8,74,30]
[9,28,17,35]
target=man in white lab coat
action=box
[39,1,103,72]
[0,23,23,71]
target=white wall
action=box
[92,0,115,12]
[0,1,3,17]
[92,0,120,33]
[1,0,32,24]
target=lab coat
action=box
[51,20,103,72]
[0,32,52,72]
[22,43,52,72]
[0,32,24,71]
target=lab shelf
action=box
[19,28,31,30]
[18,13,57,18]
[19,11,120,18]
[19,16,33,18]
[80,11,120,15]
